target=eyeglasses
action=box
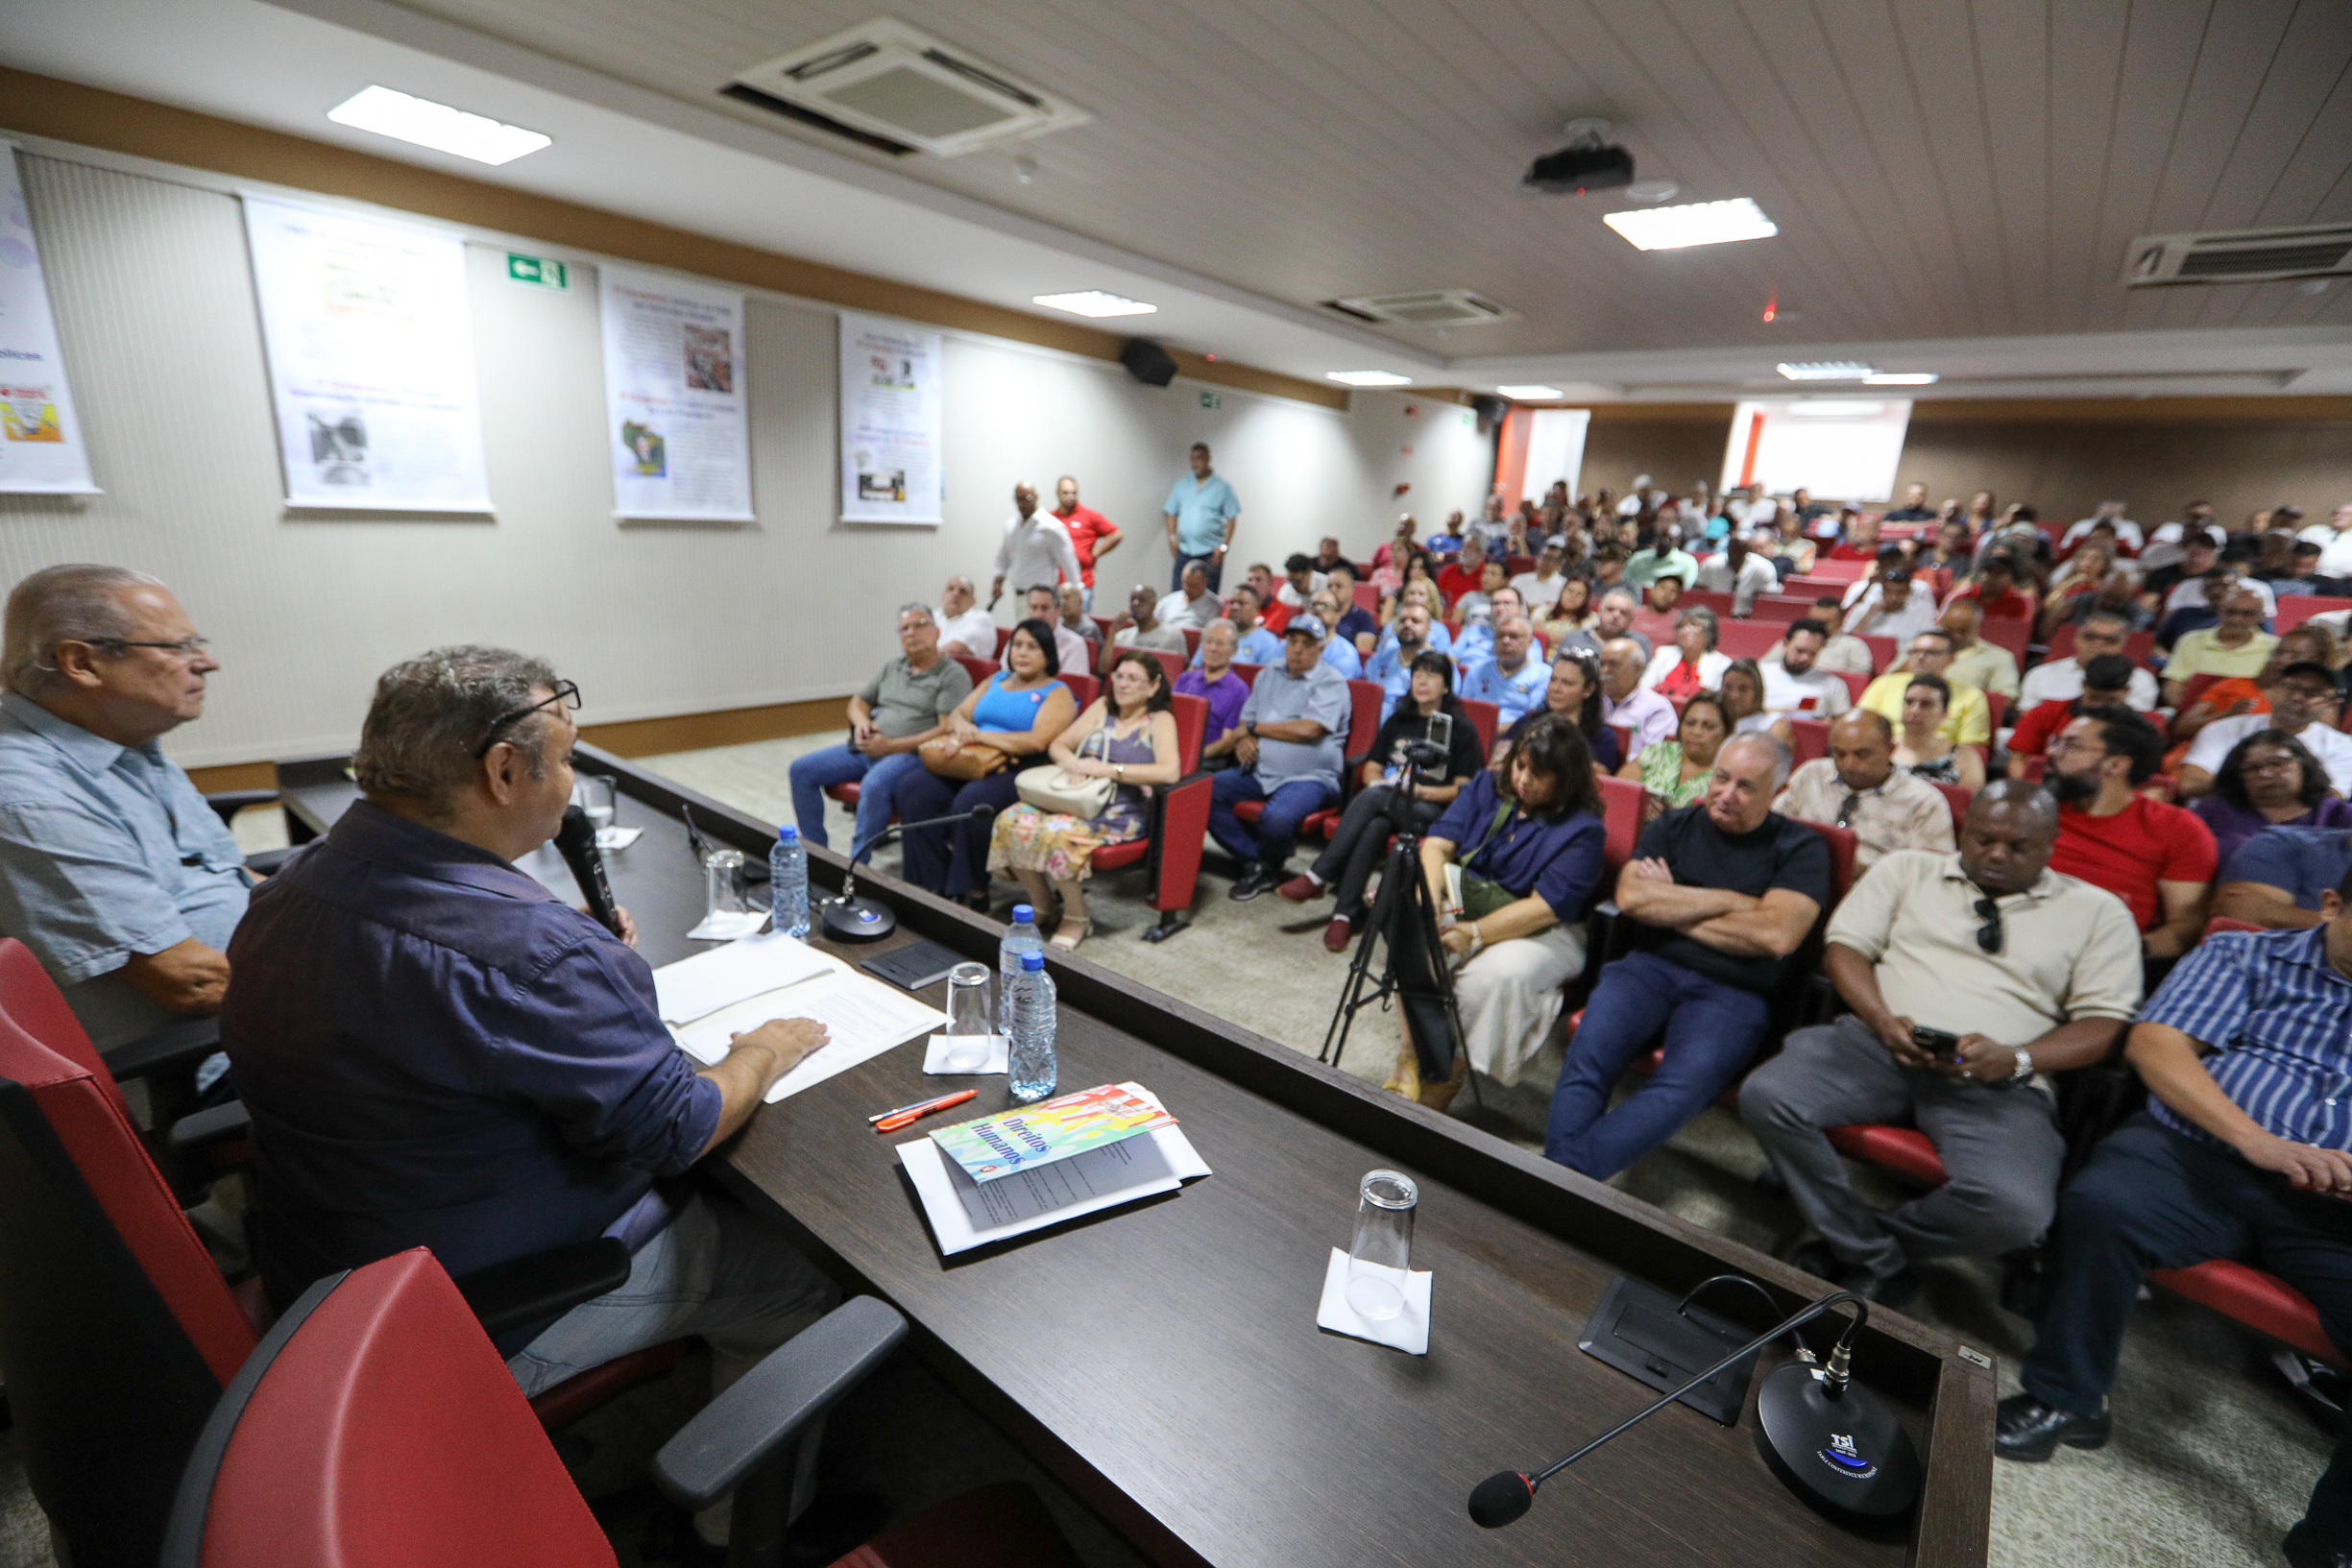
[473,679,581,758]
[1974,896,2004,955]
[83,636,211,662]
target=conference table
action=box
[275,745,1994,1568]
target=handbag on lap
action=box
[919,734,1009,781]
[1015,726,1118,817]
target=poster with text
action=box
[599,267,752,521]
[0,147,98,495]
[241,197,493,511]
[837,311,942,525]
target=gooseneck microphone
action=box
[555,805,624,937]
[818,805,998,942]
[1470,1278,1919,1530]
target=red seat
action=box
[1459,697,1499,756]
[1681,589,1736,619]
[1751,594,1820,624]
[2278,595,2352,631]
[1238,681,1379,840]
[1835,671,1871,705]
[1984,691,2008,733]
[1789,716,1829,765]
[2046,623,2157,666]
[1859,635,1896,673]
[1609,722,1634,762]
[1230,661,1262,688]
[1057,671,1099,709]
[1352,581,1379,615]
[1595,775,1643,874]
[1979,614,2030,665]
[992,625,1011,659]
[955,654,997,689]
[1142,646,1185,687]
[2205,914,2264,937]
[1181,627,1201,658]
[1715,620,1782,662]
[1807,561,1869,585]
[1932,782,1973,826]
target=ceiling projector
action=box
[1523,117,1633,195]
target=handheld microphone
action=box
[820,804,998,942]
[555,805,624,938]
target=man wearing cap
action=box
[1209,619,1351,901]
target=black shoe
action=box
[1994,1392,2111,1460]
[2282,1521,2352,1568]
[1781,1237,1840,1283]
[1849,1265,1922,1310]
[1228,863,1276,901]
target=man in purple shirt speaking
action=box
[224,646,834,1535]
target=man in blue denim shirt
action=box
[223,645,835,1524]
[0,566,249,1051]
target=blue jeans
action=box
[1174,552,1224,592]
[786,742,923,857]
[1209,770,1337,871]
[1543,948,1772,1178]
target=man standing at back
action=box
[1163,442,1242,591]
[987,480,1080,612]
[1052,474,1122,610]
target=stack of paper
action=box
[654,937,945,1103]
[654,933,833,1025]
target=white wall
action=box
[0,143,1492,767]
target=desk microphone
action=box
[555,805,624,938]
[819,805,998,942]
[1468,1281,1919,1531]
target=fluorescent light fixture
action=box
[1864,372,1939,386]
[1790,400,1888,418]
[1495,384,1565,399]
[1326,371,1413,387]
[1776,361,1876,381]
[1604,197,1778,251]
[327,85,550,165]
[1031,290,1157,318]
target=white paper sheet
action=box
[1315,1246,1433,1355]
[672,970,946,1103]
[898,1112,1210,1256]
[653,933,831,1024]
[0,148,98,495]
[922,1034,1007,1074]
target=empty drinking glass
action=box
[703,847,749,923]
[1346,1169,1418,1321]
[945,963,993,1037]
[573,774,618,834]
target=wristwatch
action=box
[2008,1048,2034,1082]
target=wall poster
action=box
[837,311,943,525]
[598,266,752,521]
[241,196,492,511]
[0,146,98,495]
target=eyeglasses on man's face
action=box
[84,636,212,663]
[473,680,581,759]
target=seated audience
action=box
[1156,560,1224,633]
[1102,582,1188,674]
[1938,597,2023,702]
[896,620,1076,910]
[2214,820,2352,929]
[1452,585,1543,672]
[1592,586,1653,660]
[1773,711,1956,868]
[2062,566,2155,633]
[1512,542,1569,611]
[2062,500,2143,554]
[1058,585,1102,650]
[1695,535,1779,615]
[1770,598,1875,676]
[988,650,1182,953]
[1459,613,1547,727]
[1278,650,1482,951]
[1275,552,1326,612]
[1892,673,1987,791]
[2179,661,2352,800]
[0,565,249,1049]
[223,645,836,1508]
[1495,647,1622,775]
[1325,563,1379,654]
[1009,584,1091,674]
[1539,574,1597,656]
[788,602,973,858]
[1757,619,1854,720]
[1395,714,1608,1107]
[1311,536,1346,578]
[1425,511,1466,558]
[1622,536,1701,594]
[1861,630,1991,750]
[1370,514,1418,586]
[2018,612,2157,712]
[1849,568,1940,645]
[2300,501,2352,574]
[934,574,997,661]
[2045,707,2216,956]
[1718,659,1791,748]
[2160,553,2275,621]
[1637,606,1730,700]
[1366,598,1438,722]
[1436,536,1488,607]
[1599,636,1678,754]
[1374,579,1454,658]
[1211,620,1351,900]
[1303,592,1365,678]
[1994,905,2352,1568]
[2161,589,2276,705]
[1195,585,1281,666]
[1451,556,1511,626]
[1950,552,2039,627]
[1545,733,1828,1176]
[1245,562,1292,633]
[1744,784,2141,1303]
[1176,619,1250,753]
[2191,730,2352,867]
[2006,655,2138,775]
[2162,629,2320,762]
[1622,690,1733,821]
[1628,574,1689,651]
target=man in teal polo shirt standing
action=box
[1163,441,1243,592]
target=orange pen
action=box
[874,1089,976,1133]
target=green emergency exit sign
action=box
[506,253,568,289]
[1199,391,1222,410]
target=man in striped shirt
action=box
[1997,888,2352,1568]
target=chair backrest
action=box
[1835,671,1871,704]
[2046,621,2158,666]
[1167,692,1207,775]
[1056,671,1099,711]
[1680,589,1735,619]
[1983,690,2008,733]
[1751,594,1818,624]
[1609,722,1634,763]
[1143,646,1185,688]
[1858,634,1895,673]
[2204,914,2264,938]
[1352,581,1379,615]
[0,1011,259,1568]
[1715,620,1782,662]
[1807,561,1869,584]
[992,625,1012,659]
[2173,671,2223,712]
[164,1248,613,1568]
[1457,698,1499,756]
[1343,679,1383,754]
[1505,554,1537,577]
[1595,775,1644,874]
[955,654,997,690]
[1932,782,1974,827]
[1978,614,2030,664]
[2277,594,2352,631]
[0,937,127,1115]
[1231,661,1262,689]
[1783,575,1850,599]
[1788,716,1829,765]
[1181,627,1201,658]
[1089,615,1115,641]
[1793,818,1860,911]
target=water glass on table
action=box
[1346,1170,1418,1321]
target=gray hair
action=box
[1599,585,1640,611]
[1677,605,1721,650]
[1721,729,1792,789]
[1202,616,1238,639]
[352,645,563,813]
[4,564,168,697]
[896,601,935,626]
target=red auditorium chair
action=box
[2278,595,2352,632]
[1715,620,1782,662]
[1751,595,1817,624]
[1978,615,2030,666]
[1352,581,1380,615]
[1608,723,1634,762]
[1931,782,1974,826]
[2045,622,2156,666]
[1789,717,1829,766]
[1143,646,1186,687]
[1230,661,1262,688]
[1458,697,1499,757]
[1835,671,1871,706]
[1091,691,1213,942]
[1858,635,1896,672]
[1680,590,1736,619]
[161,1249,1084,1568]
[992,626,1011,660]
[1984,691,2008,733]
[1182,627,1201,659]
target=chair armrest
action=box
[451,1237,633,1343]
[101,1015,222,1081]
[242,846,298,877]
[165,1099,251,1154]
[654,1296,908,1511]
[202,789,280,826]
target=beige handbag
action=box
[1015,727,1118,818]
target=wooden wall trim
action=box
[1905,396,2352,423]
[579,696,850,757]
[0,66,1347,412]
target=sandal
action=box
[1418,1051,1470,1113]
[1049,918,1092,953]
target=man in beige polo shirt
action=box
[1773,711,1954,871]
[1740,781,2144,1305]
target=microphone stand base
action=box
[1754,1362,1921,1530]
[818,894,896,942]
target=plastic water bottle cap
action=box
[1020,950,1045,971]
[777,825,798,841]
[1011,904,1034,924]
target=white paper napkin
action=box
[1316,1245,1432,1355]
[923,1034,1008,1073]
[595,825,644,850]
[687,910,769,942]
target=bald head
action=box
[1959,779,2060,897]
[1827,710,1896,792]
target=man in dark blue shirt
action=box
[225,646,833,1484]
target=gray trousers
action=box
[1739,1016,2065,1281]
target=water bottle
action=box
[1007,950,1058,1104]
[997,904,1045,1033]
[769,825,809,940]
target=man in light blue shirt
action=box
[1211,622,1350,900]
[1460,615,1549,728]
[1366,598,1438,722]
[1298,595,1362,679]
[1451,586,1546,676]
[1622,540,1702,592]
[1162,441,1243,592]
[0,566,250,1050]
[1188,585,1282,668]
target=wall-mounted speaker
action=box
[1120,338,1178,388]
[1468,394,1506,435]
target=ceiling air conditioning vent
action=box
[729,17,1090,157]
[2123,223,2352,286]
[1321,289,1515,326]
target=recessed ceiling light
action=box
[1864,372,1939,386]
[1032,290,1156,318]
[327,85,551,166]
[1776,361,1876,380]
[1495,385,1565,399]
[1327,371,1413,387]
[1790,400,1889,417]
[1603,197,1778,251]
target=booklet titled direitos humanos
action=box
[930,1082,1177,1184]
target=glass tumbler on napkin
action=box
[702,847,749,923]
[945,963,993,1038]
[1346,1169,1418,1321]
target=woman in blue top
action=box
[894,618,1075,909]
[1393,712,1608,1110]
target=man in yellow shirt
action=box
[1859,629,1991,748]
[2161,587,2277,709]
